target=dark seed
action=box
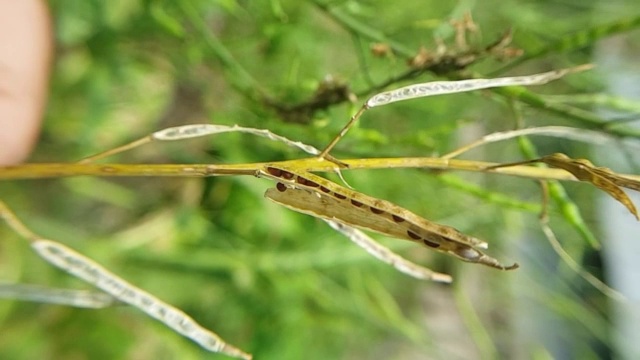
[392,215,405,223]
[267,167,282,177]
[370,207,384,214]
[305,180,319,188]
[281,171,294,180]
[423,239,440,248]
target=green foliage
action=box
[2,0,640,359]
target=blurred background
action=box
[1,0,640,359]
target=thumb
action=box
[0,0,53,165]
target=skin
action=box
[0,0,52,165]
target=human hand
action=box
[0,0,52,165]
